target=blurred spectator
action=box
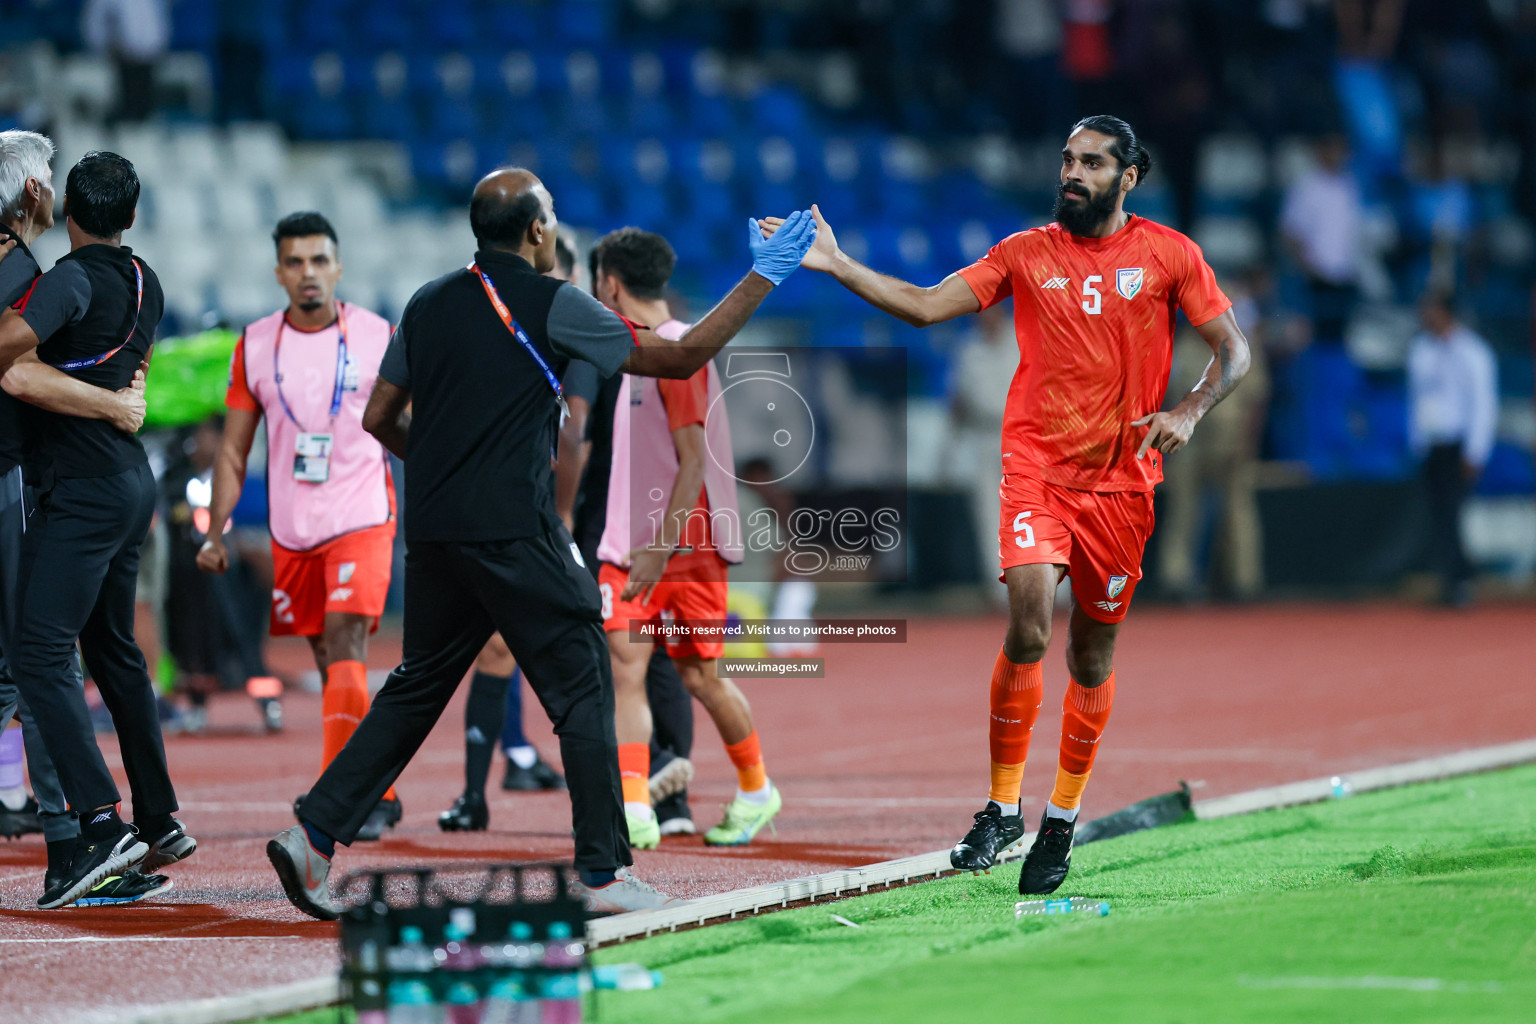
[948,304,1016,603]
[161,417,278,731]
[80,0,169,124]
[1280,135,1363,343]
[1407,290,1497,607]
[994,0,1066,136]
[1159,274,1271,602]
[1118,0,1214,231]
[1333,0,1406,177]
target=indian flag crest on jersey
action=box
[1116,267,1144,300]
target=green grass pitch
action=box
[250,763,1536,1024]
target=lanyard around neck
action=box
[48,258,144,371]
[273,302,349,431]
[469,263,565,405]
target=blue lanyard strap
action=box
[469,263,564,402]
[48,258,143,371]
[273,303,349,431]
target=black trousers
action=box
[1423,442,1474,587]
[302,518,630,872]
[15,464,177,817]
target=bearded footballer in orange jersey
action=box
[762,115,1251,894]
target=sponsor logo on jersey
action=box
[1107,574,1128,598]
[337,562,356,584]
[1116,268,1144,300]
[569,542,586,568]
[329,587,354,602]
[1094,600,1122,613]
[1040,277,1070,290]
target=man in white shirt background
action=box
[1280,134,1363,345]
[1407,290,1498,608]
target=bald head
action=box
[470,167,558,271]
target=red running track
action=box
[2,603,1533,1023]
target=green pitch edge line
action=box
[153,737,1536,1024]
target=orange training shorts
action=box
[270,521,395,636]
[997,473,1155,624]
[599,555,730,660]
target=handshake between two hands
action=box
[747,205,838,285]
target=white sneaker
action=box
[575,867,677,913]
[658,816,696,836]
[266,825,340,920]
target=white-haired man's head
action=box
[0,130,57,242]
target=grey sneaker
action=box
[648,755,694,804]
[575,867,677,914]
[266,825,340,920]
[140,818,197,871]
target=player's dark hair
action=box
[555,232,576,278]
[64,151,139,238]
[1071,115,1153,188]
[272,211,338,254]
[592,227,675,301]
[471,171,546,249]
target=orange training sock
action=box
[1051,672,1116,810]
[988,648,1043,807]
[618,742,651,806]
[321,660,396,800]
[321,659,368,773]
[724,730,768,794]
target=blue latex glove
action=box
[748,209,816,285]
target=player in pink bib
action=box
[590,228,781,850]
[197,213,401,840]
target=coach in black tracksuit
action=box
[0,152,189,907]
[276,170,811,914]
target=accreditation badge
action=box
[293,432,333,483]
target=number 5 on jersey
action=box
[1013,511,1036,549]
[1082,275,1103,315]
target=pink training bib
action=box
[238,303,395,550]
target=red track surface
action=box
[3,604,1533,1022]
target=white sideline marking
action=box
[1192,738,1536,820]
[117,977,340,1024]
[0,936,313,944]
[108,737,1536,1022]
[1237,974,1504,994]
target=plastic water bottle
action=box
[540,921,583,1024]
[591,964,663,991]
[354,938,389,1024]
[1014,897,1110,918]
[479,973,535,1024]
[386,926,442,1024]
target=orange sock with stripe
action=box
[725,730,770,799]
[322,660,395,801]
[1049,672,1116,820]
[988,648,1044,814]
[618,743,651,809]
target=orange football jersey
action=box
[957,216,1231,491]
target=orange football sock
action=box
[725,731,768,793]
[1051,672,1116,810]
[988,648,1043,806]
[322,660,395,801]
[618,743,651,806]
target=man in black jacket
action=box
[0,151,194,909]
[266,169,815,918]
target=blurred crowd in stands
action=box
[0,0,1532,621]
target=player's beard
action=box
[1053,182,1119,236]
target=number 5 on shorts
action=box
[1013,511,1035,549]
